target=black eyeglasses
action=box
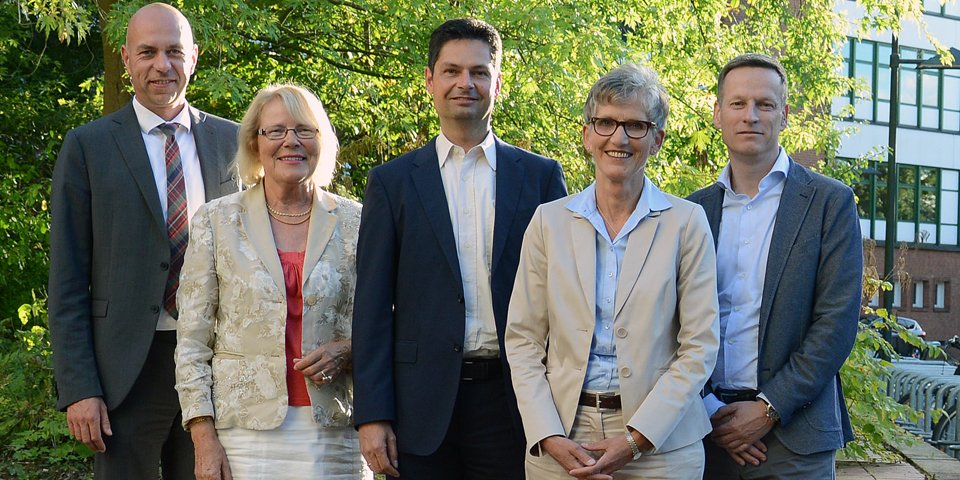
[257,127,319,140]
[588,117,657,139]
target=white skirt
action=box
[217,407,371,480]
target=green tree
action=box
[0,0,101,319]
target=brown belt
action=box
[579,391,622,409]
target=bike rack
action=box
[887,359,960,459]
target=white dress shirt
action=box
[132,97,205,331]
[703,148,789,417]
[436,130,498,357]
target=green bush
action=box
[839,273,930,460]
[0,296,92,479]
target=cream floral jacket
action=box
[175,182,360,430]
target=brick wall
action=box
[867,244,960,341]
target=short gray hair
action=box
[583,63,669,131]
[235,84,338,188]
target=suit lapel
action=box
[302,190,338,285]
[614,211,661,320]
[241,183,285,291]
[699,184,724,249]
[571,210,597,311]
[112,104,166,229]
[492,139,525,272]
[758,160,814,347]
[411,140,463,285]
[190,107,228,201]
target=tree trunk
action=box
[97,0,129,115]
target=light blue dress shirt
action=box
[566,178,672,393]
[703,148,790,417]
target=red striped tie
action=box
[159,123,187,318]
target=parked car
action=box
[861,314,926,357]
[897,317,926,339]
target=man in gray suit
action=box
[687,53,862,478]
[48,3,238,478]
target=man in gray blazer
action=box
[48,4,238,478]
[687,53,862,478]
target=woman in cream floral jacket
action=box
[175,84,367,479]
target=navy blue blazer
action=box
[352,136,567,455]
[688,159,863,455]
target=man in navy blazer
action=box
[48,4,238,478]
[687,54,862,478]
[352,18,566,479]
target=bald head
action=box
[121,3,198,120]
[126,3,194,47]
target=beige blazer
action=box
[175,182,360,430]
[505,187,720,455]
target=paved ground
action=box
[836,434,960,480]
[838,461,927,479]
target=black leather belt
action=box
[579,392,622,409]
[460,358,502,381]
[714,388,759,404]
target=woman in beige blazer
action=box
[175,84,365,479]
[505,64,720,479]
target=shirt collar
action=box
[566,176,672,219]
[717,146,789,193]
[132,96,193,134]
[436,129,497,171]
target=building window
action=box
[924,0,960,18]
[836,38,960,133]
[913,281,924,309]
[935,281,947,309]
[893,281,902,308]
[868,290,880,307]
[854,161,960,246]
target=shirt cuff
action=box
[757,392,778,413]
[703,393,725,418]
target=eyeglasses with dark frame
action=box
[257,126,319,140]
[588,117,657,139]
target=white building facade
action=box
[834,0,960,340]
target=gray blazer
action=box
[687,158,863,455]
[48,102,239,411]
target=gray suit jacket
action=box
[687,158,863,454]
[49,102,239,411]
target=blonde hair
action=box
[235,84,338,187]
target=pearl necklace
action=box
[266,202,311,217]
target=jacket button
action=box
[615,327,628,338]
[453,344,462,352]
[305,296,317,306]
[620,367,632,378]
[160,262,169,271]
[457,295,464,304]
[150,305,160,314]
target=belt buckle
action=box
[590,393,602,408]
